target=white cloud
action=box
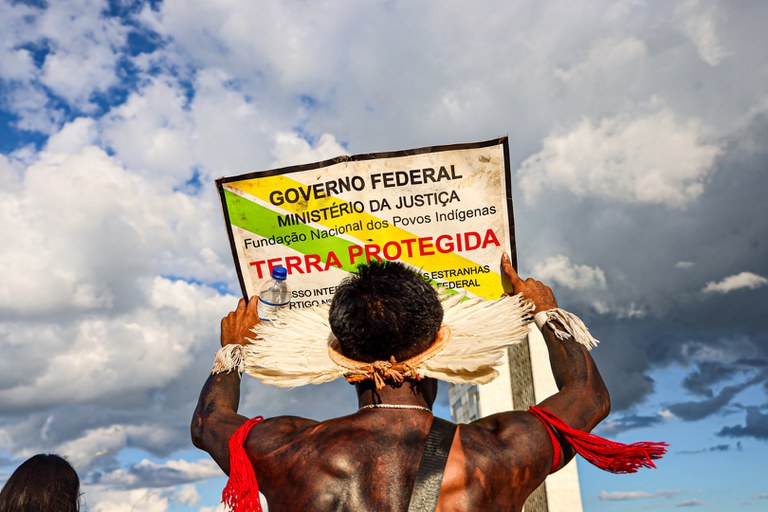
[529,257,655,319]
[52,426,217,475]
[531,255,606,290]
[591,300,648,319]
[676,261,696,269]
[55,425,133,470]
[94,458,221,488]
[3,85,66,134]
[0,153,23,192]
[35,0,127,110]
[703,272,768,294]
[44,117,100,154]
[198,500,228,512]
[0,2,38,81]
[0,429,12,452]
[175,483,201,506]
[0,136,235,462]
[186,69,279,176]
[0,277,231,410]
[681,343,714,362]
[0,141,230,315]
[142,0,352,93]
[599,490,682,501]
[659,409,677,420]
[101,70,346,184]
[555,36,647,84]
[101,78,197,184]
[0,0,130,128]
[517,104,721,207]
[675,0,728,66]
[271,132,347,168]
[83,487,170,512]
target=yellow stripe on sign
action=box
[225,173,505,297]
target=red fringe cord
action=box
[529,406,668,474]
[222,416,265,512]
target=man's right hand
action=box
[501,253,558,314]
[220,297,260,347]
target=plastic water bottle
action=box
[257,266,290,321]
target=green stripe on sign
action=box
[224,190,361,272]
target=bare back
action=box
[245,409,553,512]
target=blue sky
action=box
[1,1,767,510]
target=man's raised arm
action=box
[480,253,611,473]
[501,253,611,436]
[190,298,255,473]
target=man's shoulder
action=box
[246,414,375,453]
[463,410,554,462]
[251,414,320,438]
[469,409,541,432]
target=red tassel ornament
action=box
[222,416,265,512]
[529,406,667,474]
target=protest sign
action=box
[217,137,516,307]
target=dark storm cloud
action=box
[88,460,218,489]
[667,371,768,421]
[676,499,705,507]
[597,412,663,436]
[678,443,736,455]
[682,362,740,398]
[718,406,768,440]
[521,112,768,415]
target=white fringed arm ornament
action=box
[533,308,600,350]
[212,344,245,375]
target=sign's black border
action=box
[216,136,516,299]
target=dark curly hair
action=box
[0,453,80,512]
[329,260,443,363]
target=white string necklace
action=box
[359,403,433,413]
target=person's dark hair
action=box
[329,260,443,362]
[0,454,80,512]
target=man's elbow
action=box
[190,413,208,450]
[579,379,610,430]
[598,390,611,421]
[591,384,611,425]
[587,361,611,423]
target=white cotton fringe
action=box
[211,344,245,374]
[533,308,599,350]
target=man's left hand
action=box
[220,297,260,347]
